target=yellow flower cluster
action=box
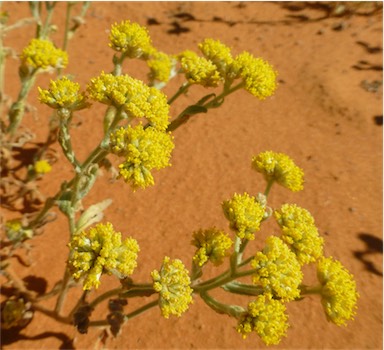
[147,51,176,83]
[317,257,359,326]
[191,227,233,267]
[236,293,288,345]
[198,38,234,78]
[5,219,33,242]
[109,20,152,58]
[34,160,52,174]
[20,39,68,70]
[109,124,174,190]
[68,222,140,290]
[252,151,304,192]
[231,52,277,99]
[251,236,303,301]
[222,192,265,240]
[178,50,222,87]
[38,77,89,112]
[151,257,193,318]
[87,72,170,131]
[274,204,324,265]
[177,38,277,98]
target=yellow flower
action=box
[151,257,193,318]
[317,257,359,326]
[109,20,153,58]
[222,192,265,240]
[87,72,170,131]
[191,227,233,266]
[274,204,324,265]
[251,236,303,301]
[109,124,174,190]
[252,151,304,192]
[231,51,277,99]
[178,50,222,87]
[20,38,68,70]
[68,222,140,290]
[237,293,289,345]
[5,219,33,243]
[147,51,176,83]
[38,77,90,112]
[198,38,233,78]
[34,160,52,174]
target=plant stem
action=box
[54,267,72,314]
[167,82,190,105]
[264,179,274,197]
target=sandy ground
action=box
[1,1,383,349]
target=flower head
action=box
[147,51,176,84]
[20,39,68,70]
[151,257,193,318]
[251,236,303,301]
[5,220,33,243]
[109,124,174,190]
[34,160,52,175]
[274,204,324,265]
[87,72,170,131]
[237,293,289,345]
[198,38,233,78]
[231,52,277,99]
[178,50,222,87]
[252,151,304,192]
[109,20,152,58]
[68,222,140,290]
[317,257,359,326]
[191,227,233,266]
[38,77,90,112]
[222,192,265,240]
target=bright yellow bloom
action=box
[191,227,233,266]
[198,38,233,78]
[87,72,170,131]
[178,50,222,87]
[151,257,193,318]
[251,236,303,301]
[231,52,277,99]
[237,293,289,345]
[20,39,68,70]
[274,204,324,265]
[109,124,174,190]
[109,20,153,58]
[317,257,359,326]
[34,160,52,174]
[38,77,90,111]
[147,51,176,83]
[252,151,304,192]
[68,222,140,290]
[222,192,265,240]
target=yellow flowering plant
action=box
[0,5,359,348]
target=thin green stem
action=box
[54,267,72,314]
[88,287,123,310]
[167,82,190,105]
[264,179,274,197]
[200,290,244,318]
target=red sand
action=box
[1,2,382,349]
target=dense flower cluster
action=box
[252,151,304,192]
[151,257,193,318]
[38,77,89,112]
[68,222,139,290]
[34,160,52,175]
[251,236,303,301]
[236,293,288,345]
[109,20,152,58]
[222,192,265,240]
[87,72,170,131]
[109,124,174,190]
[178,50,221,87]
[317,257,359,326]
[274,204,324,265]
[198,38,234,78]
[20,39,68,70]
[147,51,176,84]
[231,52,277,99]
[191,227,233,266]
